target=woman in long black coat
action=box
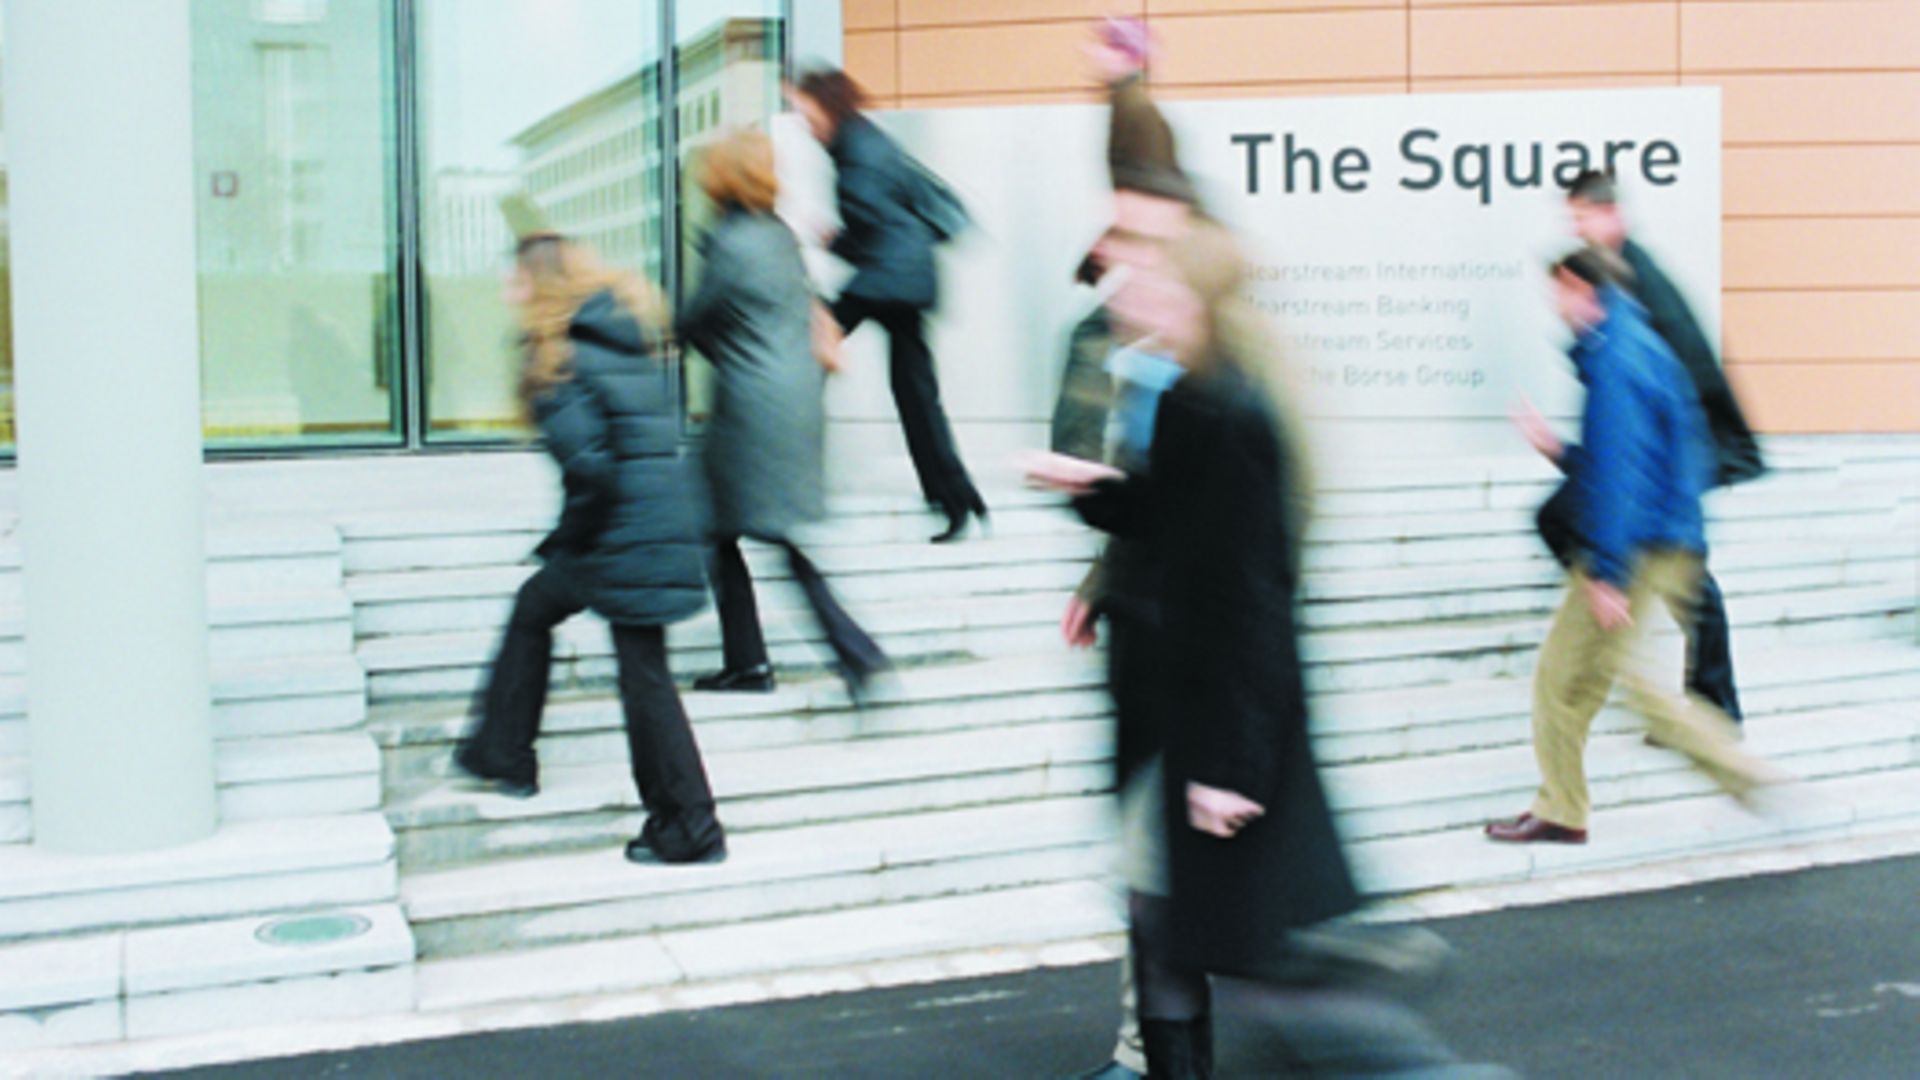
[1031,224,1490,1078]
[455,229,726,867]
[677,130,889,700]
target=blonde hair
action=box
[514,236,669,423]
[698,129,778,213]
[1163,221,1318,549]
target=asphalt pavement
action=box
[147,853,1920,1079]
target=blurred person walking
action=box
[454,206,726,867]
[677,130,890,702]
[1052,26,1199,1067]
[1490,247,1787,846]
[1535,169,1765,730]
[1052,228,1183,1080]
[788,67,988,543]
[1032,222,1503,1079]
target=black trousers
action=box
[710,538,887,677]
[831,295,981,516]
[1535,481,1744,721]
[1106,611,1163,793]
[1129,892,1472,1076]
[466,568,723,858]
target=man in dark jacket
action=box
[788,68,988,543]
[1539,170,1764,726]
[1489,249,1784,845]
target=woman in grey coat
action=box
[677,130,890,701]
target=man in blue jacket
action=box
[1538,170,1764,731]
[1488,248,1784,844]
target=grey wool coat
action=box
[677,208,828,541]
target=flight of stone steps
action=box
[359,446,1920,1013]
[0,441,1913,1048]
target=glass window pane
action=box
[418,0,665,440]
[191,0,403,448]
[0,1,13,450]
[673,0,786,426]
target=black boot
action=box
[931,503,971,544]
[693,664,776,693]
[1142,1016,1213,1080]
[452,740,539,799]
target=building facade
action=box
[0,0,793,452]
[840,0,1920,436]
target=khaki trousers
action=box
[1528,549,1783,830]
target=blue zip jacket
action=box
[1564,287,1714,588]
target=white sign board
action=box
[801,88,1721,464]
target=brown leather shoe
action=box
[1485,812,1588,844]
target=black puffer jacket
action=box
[828,116,939,309]
[533,290,708,626]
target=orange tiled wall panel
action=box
[841,0,1920,433]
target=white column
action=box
[7,0,216,852]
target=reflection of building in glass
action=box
[674,16,784,162]
[510,17,781,280]
[2,27,18,443]
[511,67,666,279]
[190,1,390,275]
[189,0,397,439]
[425,168,516,274]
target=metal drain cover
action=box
[254,912,373,947]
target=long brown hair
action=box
[514,236,669,423]
[793,68,868,130]
[1163,221,1318,549]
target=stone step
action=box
[384,717,1113,869]
[402,795,1116,960]
[400,695,1918,963]
[347,553,1097,640]
[384,691,1915,875]
[1326,702,1917,845]
[1303,582,1916,695]
[1305,557,1910,632]
[0,519,345,604]
[340,501,1087,576]
[1305,509,1900,572]
[357,591,1071,703]
[343,527,1911,645]
[410,877,1120,1014]
[1310,473,1901,519]
[212,733,384,824]
[0,588,354,675]
[333,488,1902,591]
[367,638,1920,790]
[1351,762,1920,897]
[0,733,379,843]
[1315,639,1920,764]
[0,904,413,1053]
[0,653,367,755]
[357,569,1915,705]
[406,761,1920,1017]
[329,469,1903,576]
[371,653,1111,787]
[0,813,396,942]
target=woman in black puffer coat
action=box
[456,232,725,867]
